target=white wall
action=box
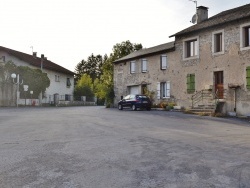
[0,51,74,104]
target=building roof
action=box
[113,41,175,64]
[170,3,250,37]
[0,46,74,75]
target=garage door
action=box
[129,86,139,94]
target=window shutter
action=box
[157,82,160,99]
[187,74,195,93]
[141,59,147,72]
[187,74,191,93]
[160,55,167,70]
[160,56,162,69]
[246,67,250,89]
[165,56,168,69]
[190,74,195,92]
[130,61,136,73]
[166,81,170,98]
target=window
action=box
[141,59,147,73]
[183,37,199,59]
[215,33,222,52]
[187,74,195,93]
[160,55,167,70]
[240,23,250,50]
[55,75,60,82]
[157,81,170,99]
[244,26,250,47]
[130,61,136,73]
[187,40,198,57]
[67,78,71,87]
[212,30,224,54]
[246,67,250,90]
[65,94,70,101]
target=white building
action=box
[0,46,74,106]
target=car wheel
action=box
[132,104,137,111]
[118,104,123,110]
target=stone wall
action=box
[114,19,250,116]
[172,19,250,116]
[0,81,16,106]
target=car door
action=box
[128,95,137,107]
[122,95,130,107]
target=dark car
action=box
[118,94,152,111]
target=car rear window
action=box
[137,95,148,99]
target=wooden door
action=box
[141,84,147,95]
[214,71,224,99]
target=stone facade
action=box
[171,19,250,116]
[0,82,16,106]
[113,4,250,116]
[114,49,176,105]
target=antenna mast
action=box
[189,0,197,10]
[189,0,198,24]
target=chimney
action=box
[197,6,208,23]
[33,52,37,58]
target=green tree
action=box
[75,54,104,83]
[0,61,50,98]
[0,61,17,82]
[17,66,50,98]
[96,40,142,106]
[74,74,94,101]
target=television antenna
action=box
[189,0,198,24]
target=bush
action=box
[168,102,176,109]
[160,101,168,109]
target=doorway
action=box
[141,84,147,95]
[214,71,224,99]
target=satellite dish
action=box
[191,14,197,24]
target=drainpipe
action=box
[234,87,240,112]
[234,89,236,112]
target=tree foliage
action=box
[0,61,50,98]
[74,40,142,105]
[75,54,104,83]
[74,74,94,100]
[98,40,142,105]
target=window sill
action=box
[183,56,199,61]
[212,51,225,56]
[240,46,250,51]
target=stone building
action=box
[113,42,175,104]
[113,3,250,116]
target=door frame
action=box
[214,71,224,99]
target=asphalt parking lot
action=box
[0,106,250,188]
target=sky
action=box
[1,0,250,72]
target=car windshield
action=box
[124,95,130,100]
[137,95,148,99]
